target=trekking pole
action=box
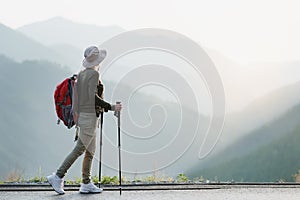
[98,111,104,188]
[114,101,122,195]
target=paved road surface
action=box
[1,188,300,200]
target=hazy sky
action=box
[0,0,299,64]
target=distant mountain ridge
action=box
[16,17,125,70]
[18,17,125,49]
[221,80,300,146]
[0,23,63,63]
[188,103,300,182]
[0,55,74,180]
[9,17,300,112]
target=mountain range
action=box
[3,17,300,113]
[18,17,125,50]
[188,103,300,182]
[0,23,62,64]
[1,17,300,181]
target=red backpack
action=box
[54,74,77,129]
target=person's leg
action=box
[81,135,96,183]
[78,113,102,193]
[81,134,96,184]
[77,113,98,183]
[79,136,101,194]
[56,138,86,178]
[48,138,86,195]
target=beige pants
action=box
[56,113,98,184]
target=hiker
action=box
[47,46,122,195]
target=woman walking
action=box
[47,46,122,195]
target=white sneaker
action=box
[47,173,65,195]
[79,182,103,194]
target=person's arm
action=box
[95,94,115,111]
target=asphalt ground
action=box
[1,183,300,200]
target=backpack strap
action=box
[74,125,79,142]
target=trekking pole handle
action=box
[114,101,121,116]
[115,101,121,126]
